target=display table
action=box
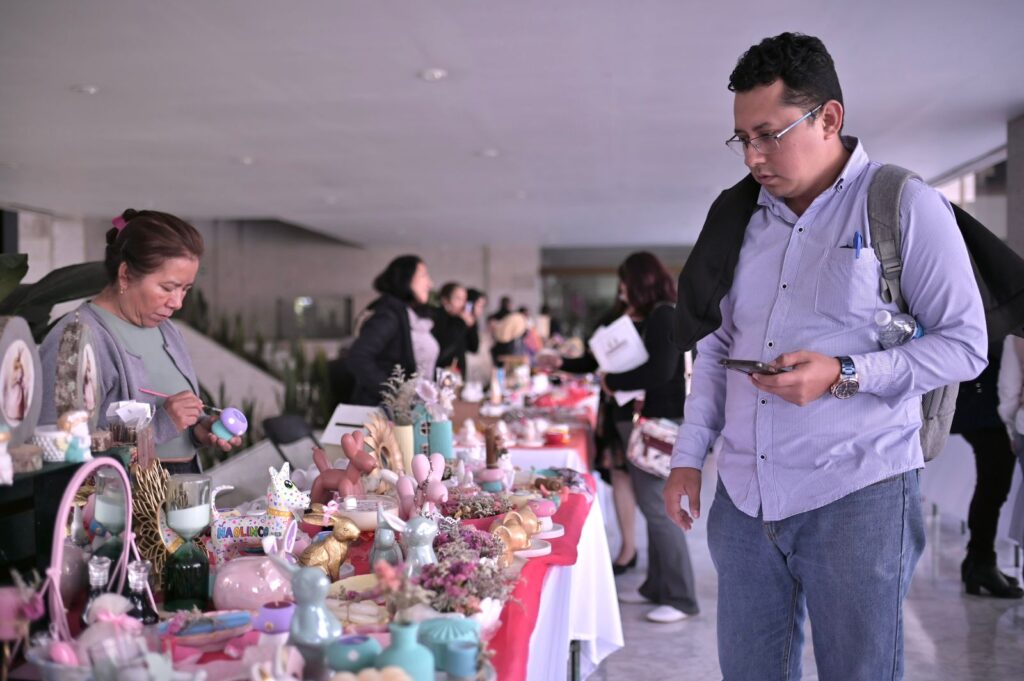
[488,476,622,681]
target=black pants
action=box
[963,427,1017,564]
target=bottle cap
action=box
[874,310,892,327]
[127,560,151,591]
[87,555,111,587]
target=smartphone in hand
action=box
[719,358,793,375]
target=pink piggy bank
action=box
[213,556,293,612]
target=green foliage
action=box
[277,344,334,429]
[0,259,107,342]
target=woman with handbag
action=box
[539,252,698,623]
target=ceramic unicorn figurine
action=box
[210,463,310,564]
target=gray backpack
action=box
[867,165,960,461]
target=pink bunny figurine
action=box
[399,453,449,516]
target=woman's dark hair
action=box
[373,255,423,303]
[728,32,843,115]
[466,288,485,304]
[104,209,204,284]
[439,282,464,301]
[618,251,676,318]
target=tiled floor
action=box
[591,463,1024,680]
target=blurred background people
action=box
[347,255,436,405]
[538,251,697,623]
[432,281,481,377]
[952,337,1024,598]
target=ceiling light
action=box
[70,84,100,95]
[478,148,501,159]
[419,68,448,82]
[238,156,255,166]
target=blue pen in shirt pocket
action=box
[839,231,865,258]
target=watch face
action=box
[832,379,860,399]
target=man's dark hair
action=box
[729,33,843,115]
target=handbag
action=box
[625,401,677,479]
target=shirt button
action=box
[760,399,767,405]
[797,227,804,233]
[759,454,766,460]
[767,341,774,348]
[781,283,788,289]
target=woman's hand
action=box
[193,416,243,453]
[162,391,204,431]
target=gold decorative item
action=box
[516,506,541,536]
[365,412,406,482]
[130,460,170,589]
[490,515,529,551]
[303,503,337,528]
[299,517,361,580]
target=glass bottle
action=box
[82,555,111,628]
[126,560,159,625]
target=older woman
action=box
[40,209,240,474]
[347,255,436,405]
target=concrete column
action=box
[1008,113,1024,257]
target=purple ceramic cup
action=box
[253,600,295,634]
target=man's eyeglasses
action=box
[725,104,823,157]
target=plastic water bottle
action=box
[874,310,923,349]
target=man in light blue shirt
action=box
[663,33,987,680]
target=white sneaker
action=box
[645,605,689,623]
[617,589,652,604]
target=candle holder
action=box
[163,474,212,612]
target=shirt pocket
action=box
[814,246,881,326]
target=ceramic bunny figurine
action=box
[369,505,404,568]
[310,431,382,505]
[290,566,342,681]
[298,517,361,581]
[383,511,437,577]
[395,453,448,519]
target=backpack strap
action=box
[867,164,920,311]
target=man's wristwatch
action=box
[830,356,860,399]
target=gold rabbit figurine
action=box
[298,516,361,580]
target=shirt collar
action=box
[756,136,871,213]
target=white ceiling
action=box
[1,1,1022,247]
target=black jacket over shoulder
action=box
[674,172,1024,353]
[604,304,686,420]
[347,294,416,405]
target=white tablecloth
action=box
[503,461,623,680]
[508,446,588,473]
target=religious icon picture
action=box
[80,344,98,416]
[1,340,34,426]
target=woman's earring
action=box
[119,287,126,295]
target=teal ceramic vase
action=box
[428,419,454,460]
[376,621,435,681]
[417,616,479,670]
[412,405,431,456]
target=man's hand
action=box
[663,467,702,530]
[751,350,840,406]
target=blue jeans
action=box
[707,471,925,681]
